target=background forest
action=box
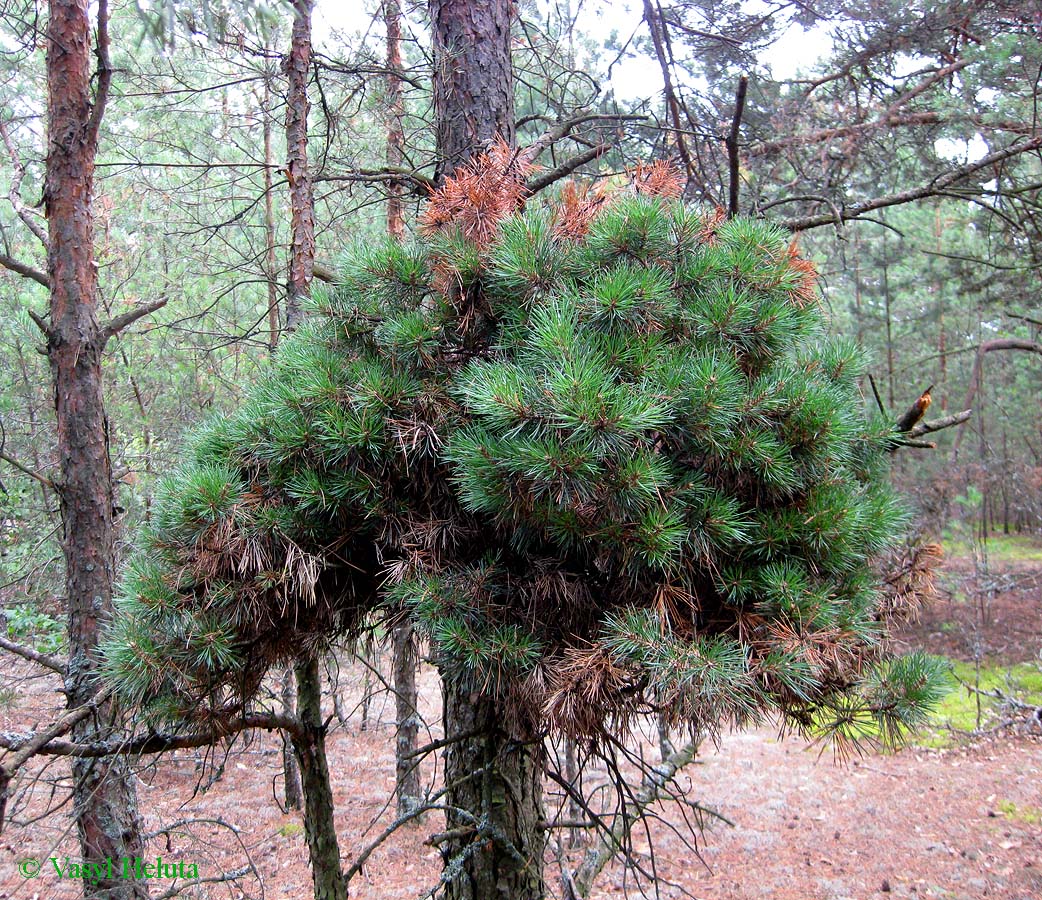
[0,1,1040,899]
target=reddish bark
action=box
[284,0,315,330]
[385,0,406,240]
[45,1,147,896]
[262,75,283,350]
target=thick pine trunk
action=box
[45,3,148,897]
[291,656,347,900]
[428,1,544,895]
[430,0,515,184]
[284,0,314,330]
[441,683,545,900]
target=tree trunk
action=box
[385,0,406,240]
[282,666,303,811]
[428,2,545,895]
[284,0,314,330]
[430,0,515,184]
[262,71,281,350]
[441,683,545,900]
[950,338,1042,461]
[45,3,148,897]
[392,623,421,818]
[291,656,347,900]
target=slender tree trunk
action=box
[430,0,515,184]
[428,2,545,896]
[384,0,421,819]
[441,685,545,900]
[284,0,314,330]
[385,0,406,240]
[263,72,281,350]
[392,623,421,818]
[282,666,303,810]
[563,737,583,849]
[291,656,347,900]
[934,206,947,411]
[45,2,148,897]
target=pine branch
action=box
[526,144,607,194]
[0,252,49,288]
[0,711,304,761]
[0,632,66,675]
[100,298,168,346]
[0,448,57,491]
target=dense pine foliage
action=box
[102,161,943,746]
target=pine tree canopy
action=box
[101,154,944,747]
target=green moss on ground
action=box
[913,658,1042,747]
[941,533,1042,564]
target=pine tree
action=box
[101,154,944,899]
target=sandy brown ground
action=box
[1,547,1039,900]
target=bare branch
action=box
[0,690,111,829]
[313,261,338,283]
[151,866,254,900]
[0,632,66,675]
[906,410,972,438]
[566,741,703,898]
[84,0,112,152]
[526,144,607,194]
[315,167,435,195]
[0,711,305,761]
[782,137,1042,231]
[951,337,1042,460]
[100,298,168,346]
[0,449,57,491]
[0,251,49,288]
[518,113,648,166]
[642,0,716,203]
[0,120,49,248]
[25,308,49,338]
[725,75,748,218]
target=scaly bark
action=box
[430,0,515,184]
[292,656,347,900]
[45,1,148,897]
[262,73,281,349]
[284,0,314,330]
[392,623,421,818]
[441,685,545,900]
[385,0,406,240]
[428,2,545,896]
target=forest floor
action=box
[1,536,1040,900]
